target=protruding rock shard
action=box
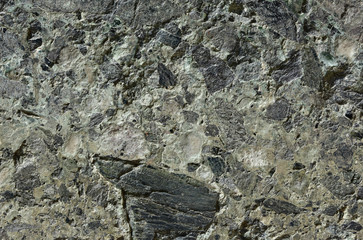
[114,165,219,239]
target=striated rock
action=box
[116,166,219,239]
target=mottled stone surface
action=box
[0,0,362,239]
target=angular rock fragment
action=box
[249,0,297,40]
[343,221,363,231]
[158,63,177,88]
[301,48,323,89]
[323,205,338,216]
[89,113,104,127]
[357,187,363,199]
[271,51,302,84]
[100,62,123,84]
[322,175,355,199]
[192,45,234,93]
[205,25,239,53]
[86,183,108,207]
[263,198,302,214]
[187,163,200,172]
[266,99,291,121]
[207,156,226,177]
[229,0,244,14]
[14,164,41,191]
[215,100,246,149]
[97,160,134,180]
[205,124,219,137]
[116,166,219,239]
[156,30,181,48]
[183,111,199,123]
[156,23,182,49]
[333,144,353,169]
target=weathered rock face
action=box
[0,0,362,239]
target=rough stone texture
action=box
[0,0,362,239]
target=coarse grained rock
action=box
[0,0,362,239]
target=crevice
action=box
[97,155,142,166]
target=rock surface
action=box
[0,0,362,239]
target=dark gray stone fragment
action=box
[263,198,302,214]
[323,205,338,216]
[156,29,181,48]
[128,197,213,240]
[158,63,177,88]
[58,184,71,202]
[156,24,182,48]
[207,157,225,177]
[14,164,41,191]
[89,113,104,127]
[250,0,297,40]
[29,38,42,51]
[116,166,218,239]
[97,160,133,179]
[46,49,61,65]
[271,51,302,84]
[322,175,355,199]
[343,221,362,231]
[191,45,212,67]
[202,61,234,93]
[1,191,15,201]
[266,99,290,121]
[86,183,108,207]
[191,46,234,93]
[66,28,85,43]
[301,48,322,89]
[357,187,363,199]
[293,162,305,170]
[187,163,200,172]
[215,100,246,149]
[183,111,199,123]
[205,124,219,137]
[229,0,244,14]
[88,221,102,230]
[333,144,353,169]
[101,62,123,84]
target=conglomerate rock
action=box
[0,0,362,239]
